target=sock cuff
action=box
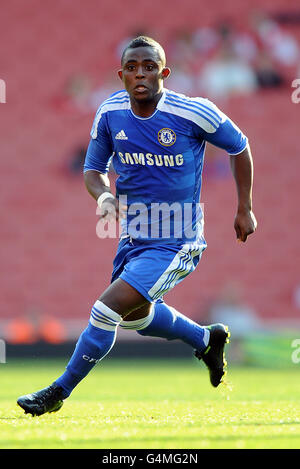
[119,305,155,330]
[90,300,122,330]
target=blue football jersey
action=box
[84,88,248,243]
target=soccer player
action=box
[17,36,257,416]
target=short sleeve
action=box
[83,108,113,174]
[193,98,248,155]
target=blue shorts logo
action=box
[158,128,176,146]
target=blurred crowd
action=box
[54,10,300,175]
[54,10,300,116]
[165,10,299,100]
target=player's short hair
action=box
[121,36,166,66]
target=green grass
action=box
[1,358,300,449]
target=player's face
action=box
[118,46,170,103]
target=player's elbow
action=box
[84,170,110,196]
[83,170,95,192]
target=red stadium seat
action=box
[1,0,299,338]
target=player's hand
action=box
[234,209,257,243]
[98,198,127,222]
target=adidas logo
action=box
[115,130,128,140]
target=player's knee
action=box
[99,278,148,318]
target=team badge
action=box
[158,128,176,146]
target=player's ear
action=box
[118,69,123,81]
[161,67,171,80]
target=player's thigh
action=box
[99,277,151,318]
[119,242,204,303]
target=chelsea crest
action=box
[158,128,176,146]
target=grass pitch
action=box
[1,358,300,449]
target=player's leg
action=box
[53,279,151,396]
[118,241,210,353]
[120,241,230,387]
[123,301,210,351]
[17,278,151,416]
[133,302,230,387]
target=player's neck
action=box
[130,91,163,118]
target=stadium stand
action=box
[1,0,300,342]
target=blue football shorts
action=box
[111,236,207,302]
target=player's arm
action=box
[83,169,124,221]
[83,110,121,220]
[195,98,257,242]
[84,170,111,201]
[230,145,257,242]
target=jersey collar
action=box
[129,88,166,120]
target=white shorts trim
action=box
[147,243,202,301]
